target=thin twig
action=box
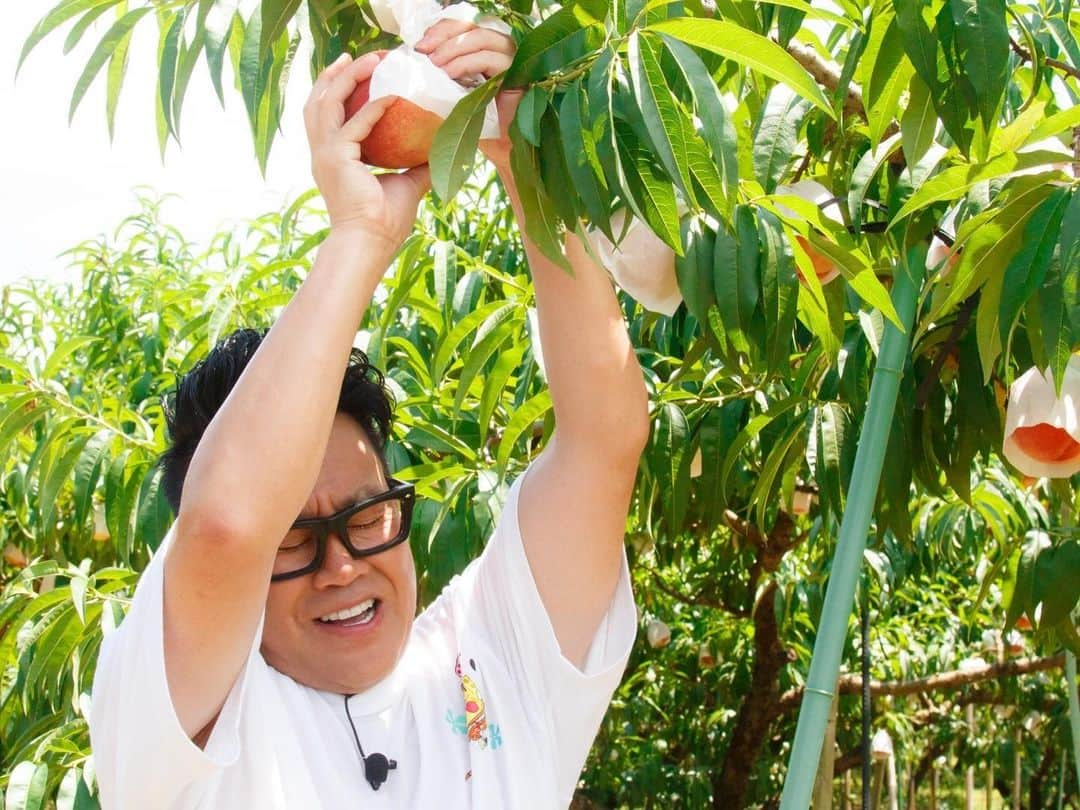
[1010,37,1080,82]
[648,570,751,618]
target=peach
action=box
[794,235,841,285]
[1012,423,1080,464]
[343,51,445,169]
[646,619,671,649]
[585,208,683,316]
[3,543,27,569]
[926,235,961,275]
[775,180,844,286]
[1003,355,1080,478]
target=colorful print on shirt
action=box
[447,655,502,750]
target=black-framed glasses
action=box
[270,479,415,581]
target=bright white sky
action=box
[1,4,315,287]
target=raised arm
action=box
[419,19,649,666]
[481,102,649,667]
[162,52,430,739]
[500,180,650,667]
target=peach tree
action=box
[7,0,1080,807]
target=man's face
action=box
[261,412,416,693]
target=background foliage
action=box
[5,0,1080,807]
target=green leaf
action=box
[646,18,834,117]
[752,85,809,193]
[478,344,527,450]
[238,8,264,131]
[105,26,133,141]
[662,36,738,213]
[995,189,1070,366]
[864,17,913,147]
[514,85,548,147]
[18,0,118,76]
[559,80,611,237]
[847,131,903,229]
[171,27,207,135]
[930,176,1057,321]
[628,32,696,204]
[26,604,82,691]
[451,328,514,421]
[68,7,154,124]
[38,431,93,535]
[62,1,122,54]
[1006,529,1050,629]
[430,78,501,203]
[72,430,109,531]
[504,2,607,87]
[134,465,172,552]
[42,336,99,380]
[900,72,936,167]
[1027,104,1080,145]
[204,0,239,105]
[893,0,941,98]
[157,8,187,140]
[508,120,568,267]
[4,761,49,810]
[757,207,799,372]
[713,206,761,355]
[720,395,803,501]
[497,390,553,473]
[675,215,715,325]
[615,120,682,252]
[654,403,690,529]
[891,150,1070,224]
[537,105,580,227]
[752,415,807,530]
[1035,540,1080,628]
[950,0,1008,129]
[433,301,514,381]
[260,0,300,56]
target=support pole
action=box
[1067,652,1080,792]
[1057,747,1066,810]
[966,704,975,810]
[1013,727,1021,810]
[779,253,924,809]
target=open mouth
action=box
[316,598,379,627]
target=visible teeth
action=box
[319,599,375,623]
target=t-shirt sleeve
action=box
[453,462,636,803]
[89,526,263,810]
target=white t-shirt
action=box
[89,468,636,810]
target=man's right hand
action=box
[304,51,431,248]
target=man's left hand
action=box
[414,19,521,173]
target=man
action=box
[90,19,649,809]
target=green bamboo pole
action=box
[779,252,924,809]
[1067,652,1080,789]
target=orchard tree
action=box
[7,0,1080,807]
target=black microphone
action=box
[364,753,397,791]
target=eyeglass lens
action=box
[272,498,404,577]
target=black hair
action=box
[158,327,394,514]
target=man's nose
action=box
[312,531,371,588]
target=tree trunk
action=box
[713,581,790,809]
[1029,743,1057,809]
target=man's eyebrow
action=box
[297,485,385,519]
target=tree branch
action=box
[774,653,1065,715]
[648,570,751,618]
[785,39,865,119]
[1010,37,1080,82]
